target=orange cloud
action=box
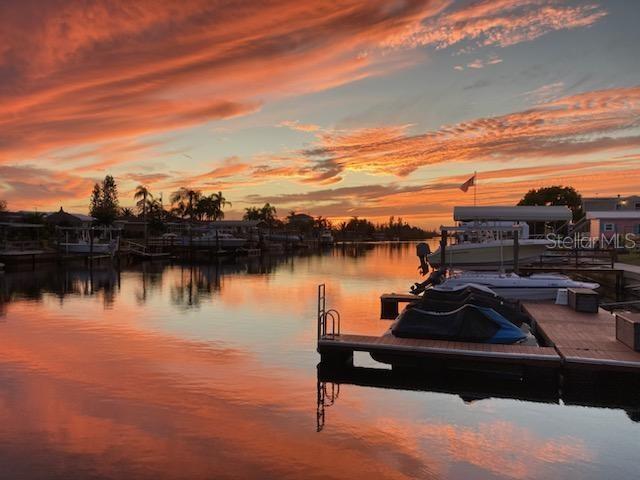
[382,0,607,51]
[0,165,96,209]
[301,85,640,181]
[0,0,448,164]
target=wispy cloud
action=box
[0,0,447,164]
[381,0,607,52]
[299,85,640,181]
[522,81,565,103]
[278,120,322,133]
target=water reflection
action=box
[0,243,639,479]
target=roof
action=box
[45,208,95,223]
[0,222,45,228]
[454,206,572,222]
[586,211,640,220]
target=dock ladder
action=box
[317,284,341,340]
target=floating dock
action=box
[524,302,640,374]
[317,285,640,381]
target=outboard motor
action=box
[416,242,431,275]
[410,267,446,295]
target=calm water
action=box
[0,242,639,479]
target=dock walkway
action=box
[524,303,640,373]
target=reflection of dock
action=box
[316,366,640,432]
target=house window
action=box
[603,223,615,232]
[635,202,640,210]
[636,224,640,235]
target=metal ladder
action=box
[317,284,340,340]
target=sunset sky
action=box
[1,0,639,227]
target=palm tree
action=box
[210,191,231,220]
[134,185,153,218]
[195,195,217,221]
[170,187,202,219]
[120,207,135,217]
[196,192,232,221]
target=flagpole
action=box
[474,171,477,206]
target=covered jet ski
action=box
[417,290,529,327]
[391,304,526,344]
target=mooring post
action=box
[440,229,448,267]
[89,227,94,268]
[513,229,519,273]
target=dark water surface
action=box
[0,242,639,479]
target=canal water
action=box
[0,242,638,479]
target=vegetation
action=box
[518,185,584,222]
[169,188,230,221]
[0,199,6,212]
[335,216,435,241]
[134,185,153,218]
[89,175,120,224]
[243,203,279,227]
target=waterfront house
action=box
[585,211,640,240]
[583,195,640,212]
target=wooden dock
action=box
[379,293,419,319]
[524,303,640,374]
[318,334,561,376]
[317,285,640,381]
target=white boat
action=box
[319,231,334,245]
[185,231,247,248]
[59,239,119,254]
[436,271,599,300]
[428,206,572,267]
[264,233,303,243]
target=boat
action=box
[435,271,599,301]
[428,206,572,267]
[264,233,303,243]
[185,231,247,248]
[56,225,121,255]
[369,286,538,369]
[319,231,334,245]
[59,238,119,254]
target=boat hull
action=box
[438,273,600,301]
[59,243,115,254]
[428,240,549,267]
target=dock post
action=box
[513,230,519,273]
[319,350,354,368]
[440,229,447,267]
[89,227,94,269]
[380,295,399,319]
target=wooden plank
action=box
[380,293,419,301]
[318,333,560,365]
[524,302,640,372]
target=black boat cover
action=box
[415,289,527,326]
[391,304,527,344]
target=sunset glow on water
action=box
[0,244,638,479]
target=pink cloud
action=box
[382,0,607,51]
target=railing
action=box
[123,240,148,255]
[0,240,42,251]
[538,248,617,268]
[317,284,340,340]
[316,380,340,432]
